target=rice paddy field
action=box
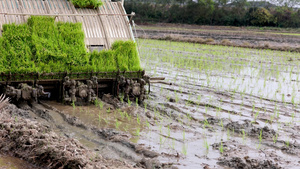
[137,39,300,168]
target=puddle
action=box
[26,102,143,165]
[0,155,38,169]
[46,101,145,143]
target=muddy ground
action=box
[135,23,300,50]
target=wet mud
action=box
[135,39,300,169]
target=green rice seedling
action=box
[146,120,150,129]
[167,125,171,137]
[291,95,295,105]
[175,92,179,103]
[172,138,175,150]
[253,111,259,123]
[219,119,224,130]
[72,101,76,116]
[136,114,141,125]
[186,113,192,122]
[204,139,209,151]
[125,111,131,121]
[128,98,132,106]
[257,129,263,149]
[144,102,147,112]
[203,118,211,129]
[219,142,224,154]
[242,129,246,144]
[98,101,104,110]
[182,144,188,156]
[227,129,231,140]
[272,133,278,144]
[135,128,140,136]
[103,118,108,125]
[115,119,121,129]
[285,138,290,147]
[136,98,139,107]
[71,0,103,8]
[291,113,295,123]
[106,107,111,113]
[112,41,142,71]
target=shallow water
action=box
[0,155,38,169]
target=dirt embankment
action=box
[135,24,300,52]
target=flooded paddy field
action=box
[138,39,300,168]
[1,39,300,169]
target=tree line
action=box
[124,0,300,28]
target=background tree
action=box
[124,0,300,28]
[249,7,273,26]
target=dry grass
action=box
[205,38,215,43]
[221,39,232,45]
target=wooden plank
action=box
[90,9,100,39]
[106,2,119,40]
[92,7,106,46]
[101,2,112,39]
[117,2,131,40]
[77,9,91,46]
[19,0,29,22]
[56,0,69,22]
[117,1,135,42]
[89,8,105,45]
[86,10,96,40]
[113,2,128,40]
[97,5,110,48]
[9,0,17,24]
[112,2,124,40]
[3,0,11,24]
[108,2,120,40]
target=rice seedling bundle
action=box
[70,0,103,8]
[0,16,142,74]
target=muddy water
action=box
[46,101,144,143]
[0,154,38,169]
[137,39,300,168]
[28,103,143,165]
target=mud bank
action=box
[135,27,300,52]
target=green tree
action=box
[250,7,273,26]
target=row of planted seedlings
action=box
[138,38,300,157]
